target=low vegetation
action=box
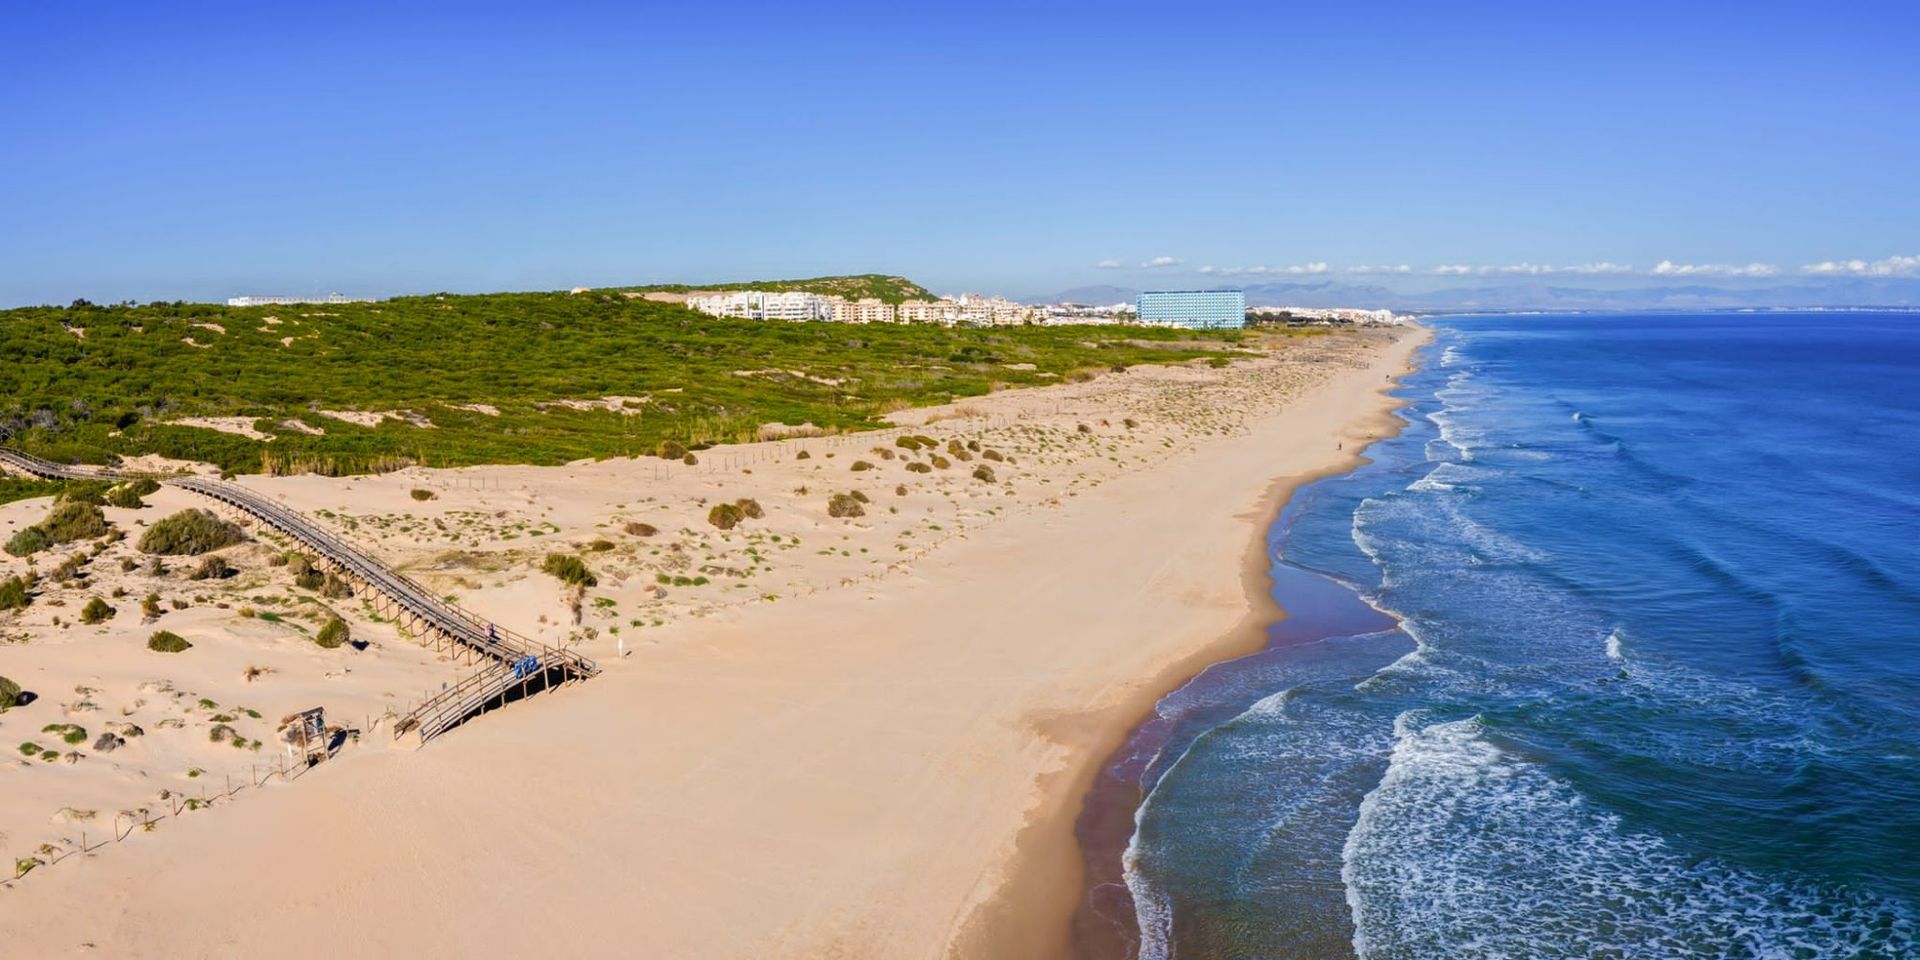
[315,616,349,649]
[138,508,245,555]
[146,630,192,653]
[827,492,867,518]
[106,477,160,509]
[79,596,115,624]
[0,477,64,507]
[0,574,31,610]
[42,723,87,745]
[542,553,597,588]
[5,500,109,557]
[707,502,745,530]
[2,282,1257,476]
[0,675,21,710]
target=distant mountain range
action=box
[1032,278,1920,312]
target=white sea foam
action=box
[1124,817,1175,960]
[1604,626,1627,661]
[1342,716,1915,959]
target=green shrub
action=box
[141,593,161,618]
[0,575,29,611]
[972,465,997,483]
[905,462,932,474]
[139,509,245,555]
[80,596,115,624]
[795,450,811,460]
[624,522,658,537]
[188,555,233,581]
[929,455,951,470]
[51,553,87,582]
[293,569,325,590]
[320,573,352,598]
[657,440,687,459]
[827,493,865,519]
[588,538,615,551]
[56,481,110,505]
[41,500,109,542]
[105,477,159,509]
[850,489,870,503]
[0,675,21,710]
[542,553,597,588]
[707,502,745,530]
[736,498,764,519]
[4,525,53,557]
[147,630,192,653]
[682,453,698,466]
[42,723,87,745]
[410,488,436,501]
[895,484,908,496]
[850,460,874,472]
[982,449,1004,462]
[315,616,349,649]
[896,436,922,451]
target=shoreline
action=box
[956,326,1432,960]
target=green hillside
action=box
[0,286,1254,476]
[614,274,932,304]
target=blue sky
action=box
[3,1,1917,305]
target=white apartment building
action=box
[685,291,835,321]
[684,289,1037,326]
[226,293,373,307]
[827,297,897,324]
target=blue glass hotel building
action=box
[1135,289,1246,329]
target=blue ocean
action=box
[1116,313,1920,958]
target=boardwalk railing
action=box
[0,447,596,740]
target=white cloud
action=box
[1094,258,1123,269]
[1141,256,1183,268]
[1652,260,1779,278]
[1801,255,1920,277]
[1197,262,1329,277]
[1429,262,1634,277]
[1348,264,1412,275]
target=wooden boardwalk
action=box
[0,448,597,740]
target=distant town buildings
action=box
[225,293,373,308]
[1136,289,1247,329]
[684,290,834,321]
[1245,306,1407,326]
[682,285,1399,329]
[685,290,1042,326]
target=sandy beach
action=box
[0,324,1424,958]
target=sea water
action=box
[1120,313,1920,958]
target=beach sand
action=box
[0,325,1424,958]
